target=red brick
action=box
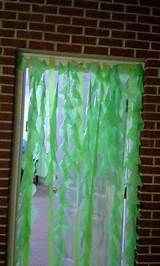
[143,113,160,121]
[125,40,149,49]
[144,86,157,94]
[138,33,160,42]
[46,15,70,24]
[112,13,136,22]
[0,151,11,159]
[72,18,97,27]
[112,30,136,39]
[3,48,16,57]
[143,104,156,112]
[72,36,96,45]
[100,3,124,12]
[18,13,43,22]
[59,7,84,17]
[32,4,57,14]
[141,166,160,174]
[153,194,160,201]
[155,140,160,147]
[114,0,138,3]
[126,23,150,32]
[139,237,160,245]
[110,48,134,57]
[140,0,160,7]
[140,175,153,184]
[137,254,160,262]
[0,227,7,235]
[141,130,160,139]
[99,38,123,47]
[151,246,160,253]
[17,30,42,40]
[85,28,109,37]
[29,22,55,32]
[58,25,82,35]
[2,20,27,30]
[141,157,153,165]
[138,15,160,25]
[0,217,7,225]
[0,244,7,253]
[0,253,6,262]
[0,122,13,131]
[0,76,15,85]
[3,67,15,76]
[5,2,30,11]
[57,44,81,53]
[0,11,16,19]
[141,147,160,156]
[138,219,160,228]
[144,95,160,103]
[152,8,160,16]
[145,69,158,77]
[145,60,160,68]
[47,0,71,5]
[0,132,12,140]
[0,141,12,150]
[99,21,124,30]
[141,138,155,146]
[0,113,13,123]
[152,213,160,219]
[140,211,151,219]
[137,229,150,237]
[0,180,9,189]
[45,33,70,43]
[74,0,98,9]
[136,50,160,59]
[0,160,11,169]
[152,25,160,34]
[1,85,14,94]
[127,5,150,14]
[145,78,160,86]
[141,184,160,193]
[1,38,27,48]
[154,176,160,184]
[0,57,15,66]
[152,42,160,51]
[138,192,152,201]
[29,41,54,50]
[137,246,149,253]
[0,29,15,38]
[19,0,44,3]
[84,46,108,55]
[86,10,110,19]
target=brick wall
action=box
[0,0,160,265]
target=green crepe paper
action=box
[46,68,58,266]
[123,65,144,266]
[16,54,143,266]
[15,57,48,266]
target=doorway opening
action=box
[8,52,144,266]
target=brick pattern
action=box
[0,0,160,265]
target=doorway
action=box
[8,52,144,266]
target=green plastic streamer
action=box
[16,54,143,266]
[45,67,58,266]
[16,56,47,266]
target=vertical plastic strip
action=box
[45,67,58,266]
[16,56,47,266]
[124,65,144,266]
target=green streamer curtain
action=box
[15,54,143,266]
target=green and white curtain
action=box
[15,54,143,266]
